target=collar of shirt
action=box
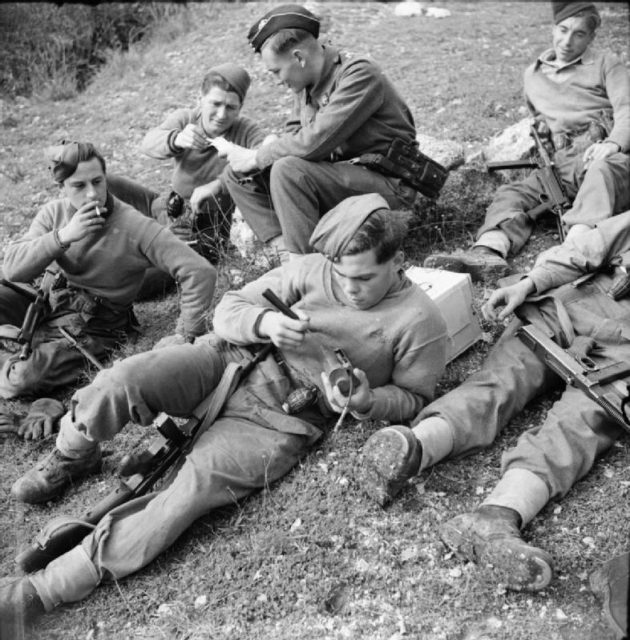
[535,46,595,74]
[306,45,341,109]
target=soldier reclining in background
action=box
[425,1,630,283]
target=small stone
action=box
[194,594,208,609]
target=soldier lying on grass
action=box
[1,193,447,635]
[362,209,630,595]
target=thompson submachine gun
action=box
[518,323,630,432]
[16,342,273,573]
[487,124,571,242]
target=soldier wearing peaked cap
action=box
[2,193,447,631]
[219,4,420,260]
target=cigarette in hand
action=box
[95,206,101,216]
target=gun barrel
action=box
[487,160,538,171]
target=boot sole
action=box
[440,519,553,592]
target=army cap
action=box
[248,4,320,53]
[551,1,598,23]
[310,194,390,262]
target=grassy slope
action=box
[0,2,629,639]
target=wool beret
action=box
[207,63,251,101]
[310,193,390,261]
[248,4,320,53]
[45,141,84,183]
[552,1,599,24]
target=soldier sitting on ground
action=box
[0,193,447,634]
[361,209,630,596]
[218,4,421,261]
[425,1,630,283]
[108,63,266,296]
[0,141,214,412]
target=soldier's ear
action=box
[293,50,306,68]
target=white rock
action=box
[426,7,451,18]
[482,117,534,165]
[230,207,257,258]
[194,594,208,609]
[416,133,465,170]
[394,1,424,17]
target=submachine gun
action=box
[518,324,630,432]
[0,270,60,360]
[487,124,570,242]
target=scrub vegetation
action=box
[0,3,629,639]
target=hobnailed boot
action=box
[359,425,422,506]
[440,504,553,591]
[0,576,45,639]
[423,246,510,283]
[590,551,630,640]
[11,445,102,504]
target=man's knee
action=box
[270,156,309,186]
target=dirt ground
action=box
[1,2,629,639]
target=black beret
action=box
[248,4,320,53]
[552,2,599,24]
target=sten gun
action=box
[16,342,273,573]
[518,323,630,432]
[487,124,571,242]
[0,279,45,360]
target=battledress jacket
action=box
[3,194,214,339]
[523,209,630,343]
[213,253,448,424]
[141,111,265,198]
[255,45,417,169]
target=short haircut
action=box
[200,72,243,101]
[342,208,412,263]
[264,28,315,54]
[573,8,601,31]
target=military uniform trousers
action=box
[416,288,630,501]
[477,133,630,256]
[30,338,326,610]
[224,157,417,253]
[0,284,122,399]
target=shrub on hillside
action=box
[0,2,182,101]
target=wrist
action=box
[351,390,375,419]
[54,228,71,251]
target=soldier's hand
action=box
[190,180,222,213]
[482,278,535,322]
[18,398,64,440]
[258,310,310,350]
[583,141,619,170]
[174,124,210,151]
[58,200,106,245]
[218,143,258,174]
[320,368,372,415]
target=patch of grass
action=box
[1,3,629,640]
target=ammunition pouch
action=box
[354,138,449,199]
